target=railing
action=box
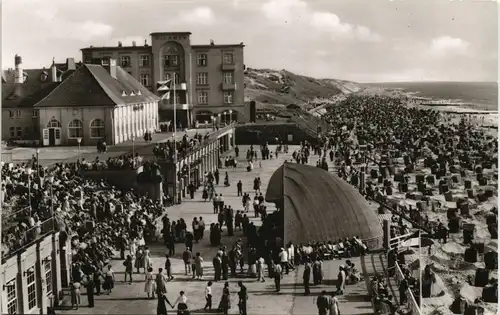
[389,232,414,249]
[394,261,421,315]
[2,216,57,261]
[156,123,235,162]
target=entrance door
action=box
[49,128,56,146]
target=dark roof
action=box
[266,163,383,249]
[2,69,61,108]
[35,64,159,108]
[81,46,152,52]
[150,32,192,35]
[192,44,244,49]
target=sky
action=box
[2,0,498,82]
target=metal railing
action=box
[389,232,414,250]
[2,216,57,261]
[155,123,235,162]
[394,261,421,315]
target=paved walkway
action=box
[56,145,376,315]
[8,128,213,166]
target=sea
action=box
[366,81,498,111]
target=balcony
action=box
[174,83,187,91]
[221,63,236,71]
[221,83,237,91]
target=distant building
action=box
[81,32,248,127]
[2,55,159,146]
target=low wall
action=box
[81,169,138,191]
[235,123,317,145]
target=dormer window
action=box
[130,91,136,96]
[121,91,127,96]
[137,90,142,96]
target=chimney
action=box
[51,58,58,82]
[66,58,76,71]
[118,41,122,47]
[144,39,148,47]
[14,54,24,83]
[132,41,136,47]
[210,39,215,46]
[104,58,117,79]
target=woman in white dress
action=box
[143,246,151,272]
[129,237,137,257]
[329,293,340,315]
[144,267,156,299]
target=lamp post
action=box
[26,167,32,216]
[132,138,136,157]
[211,116,216,131]
[217,113,221,128]
[76,137,82,161]
[35,148,40,177]
[229,109,233,124]
[223,111,227,125]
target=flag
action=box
[160,91,170,100]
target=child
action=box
[204,281,213,311]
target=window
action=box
[197,72,208,85]
[6,281,17,314]
[47,119,62,128]
[90,119,105,138]
[9,110,14,118]
[44,259,53,296]
[68,119,83,138]
[120,56,131,67]
[16,127,22,138]
[101,58,109,66]
[164,72,179,84]
[197,53,207,66]
[223,72,234,84]
[32,110,38,118]
[15,110,21,118]
[223,52,234,65]
[27,268,37,310]
[9,127,15,138]
[140,74,150,87]
[198,91,208,104]
[164,54,179,67]
[224,92,233,104]
[139,55,150,67]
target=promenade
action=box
[56,145,376,315]
[6,128,213,165]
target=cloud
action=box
[428,36,470,57]
[261,0,380,42]
[176,7,215,25]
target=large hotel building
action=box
[81,32,248,127]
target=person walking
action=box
[316,291,329,315]
[303,260,311,295]
[85,275,95,308]
[329,292,340,315]
[238,281,248,315]
[195,252,204,280]
[273,263,282,292]
[123,255,133,284]
[204,281,213,311]
[145,267,156,299]
[70,282,81,310]
[157,293,174,315]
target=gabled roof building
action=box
[2,55,159,146]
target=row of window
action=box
[8,110,38,119]
[6,261,52,314]
[108,52,235,68]
[139,71,235,87]
[197,91,233,104]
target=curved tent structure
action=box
[266,162,383,249]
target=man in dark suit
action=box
[237,281,248,315]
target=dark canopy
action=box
[266,162,383,249]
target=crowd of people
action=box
[152,132,211,162]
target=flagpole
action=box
[173,72,177,163]
[419,229,422,311]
